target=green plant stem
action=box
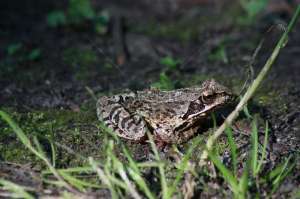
[200,5,300,163]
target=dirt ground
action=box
[0,0,299,198]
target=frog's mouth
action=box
[184,95,233,120]
[185,103,218,119]
[182,102,218,120]
[182,93,233,120]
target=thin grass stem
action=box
[200,6,300,163]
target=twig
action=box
[113,14,127,65]
[200,6,300,164]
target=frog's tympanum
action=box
[97,79,234,144]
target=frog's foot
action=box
[97,96,147,141]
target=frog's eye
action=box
[201,94,215,104]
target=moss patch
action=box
[0,107,101,167]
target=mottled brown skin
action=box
[97,79,234,144]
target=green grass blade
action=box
[211,113,217,128]
[50,141,56,167]
[200,5,300,162]
[33,136,47,159]
[0,110,36,156]
[238,160,249,199]
[147,132,160,161]
[98,121,119,141]
[106,174,128,190]
[251,119,258,177]
[42,166,94,174]
[122,146,140,173]
[243,104,252,119]
[256,121,269,173]
[271,156,294,193]
[146,132,168,199]
[127,168,157,199]
[122,146,157,199]
[208,150,239,195]
[41,179,67,187]
[158,160,168,199]
[59,171,86,191]
[166,137,202,199]
[89,157,118,199]
[106,144,142,198]
[110,154,142,199]
[59,170,103,191]
[225,127,238,177]
[0,179,34,199]
[137,162,162,168]
[0,110,77,192]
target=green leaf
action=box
[7,43,22,55]
[238,0,269,24]
[226,127,238,177]
[67,0,95,24]
[151,72,174,90]
[28,49,41,61]
[95,10,110,34]
[47,11,66,27]
[250,118,258,176]
[160,56,181,70]
[242,0,269,18]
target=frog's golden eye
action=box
[201,94,215,104]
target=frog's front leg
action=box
[97,95,147,141]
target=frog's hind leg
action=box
[97,96,147,141]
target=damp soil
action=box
[0,0,299,198]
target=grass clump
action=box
[0,109,297,198]
[160,56,182,70]
[151,56,184,90]
[0,179,34,199]
[208,117,295,199]
[151,72,174,90]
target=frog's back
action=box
[135,87,202,103]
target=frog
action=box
[96,79,234,144]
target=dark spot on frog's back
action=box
[112,109,121,123]
[121,116,132,129]
[164,107,177,116]
[108,105,123,119]
[182,101,205,119]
